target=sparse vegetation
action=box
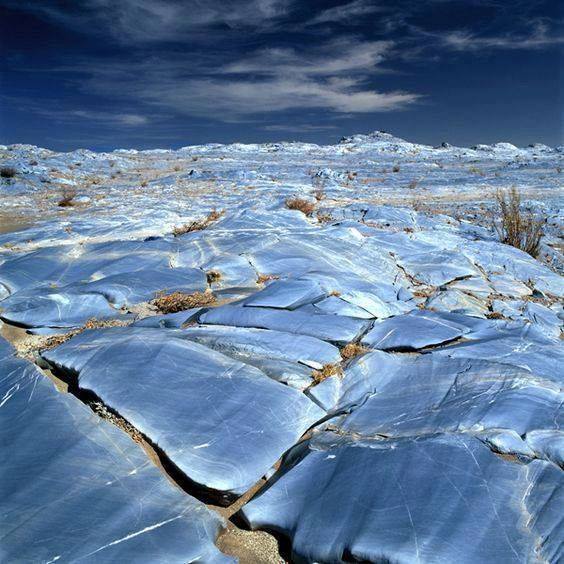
[0,166,16,178]
[58,189,77,207]
[257,273,280,284]
[340,343,368,360]
[285,197,315,216]
[316,211,334,223]
[206,270,222,284]
[172,209,224,236]
[312,363,343,384]
[152,290,216,314]
[494,187,544,258]
[38,318,130,353]
[313,188,325,201]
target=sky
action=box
[0,0,562,151]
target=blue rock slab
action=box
[0,354,231,563]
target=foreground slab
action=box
[0,341,230,563]
[43,329,324,502]
[240,432,563,563]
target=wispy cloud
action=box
[222,38,394,76]
[438,19,564,51]
[8,99,151,127]
[65,37,420,119]
[2,0,296,43]
[306,0,387,25]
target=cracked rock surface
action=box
[0,131,562,562]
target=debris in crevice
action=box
[152,290,216,314]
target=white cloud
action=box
[440,20,564,51]
[73,38,420,119]
[223,38,393,76]
[4,0,296,43]
[21,105,150,126]
[307,0,386,25]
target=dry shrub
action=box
[286,197,316,216]
[172,209,223,236]
[312,363,343,384]
[486,311,505,320]
[206,270,221,284]
[313,188,326,201]
[152,290,216,314]
[316,211,334,223]
[0,166,16,178]
[392,165,400,173]
[58,189,76,207]
[494,187,544,258]
[340,343,368,360]
[257,273,280,284]
[408,179,419,190]
[39,318,130,352]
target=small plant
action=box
[286,197,315,216]
[174,165,182,172]
[206,270,221,284]
[152,290,216,314]
[392,165,400,173]
[313,188,325,201]
[494,187,544,258]
[172,209,224,236]
[340,343,368,360]
[58,189,76,207]
[0,166,16,178]
[312,363,342,384]
[408,179,419,190]
[316,211,334,223]
[257,273,280,284]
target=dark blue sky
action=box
[1,0,562,151]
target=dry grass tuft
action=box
[313,188,326,201]
[286,197,316,216]
[39,318,130,352]
[340,343,368,360]
[494,187,544,258]
[312,363,343,384]
[58,189,76,207]
[486,311,505,320]
[316,211,334,223]
[206,270,222,284]
[172,209,224,236]
[257,273,280,285]
[152,290,216,314]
